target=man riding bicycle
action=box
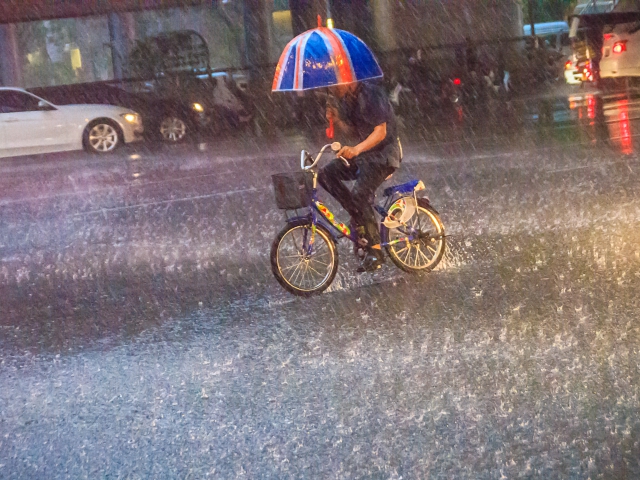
[319,80,402,272]
[270,27,446,295]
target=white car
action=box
[600,24,640,81]
[0,87,143,159]
[564,55,583,85]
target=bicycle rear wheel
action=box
[270,220,338,296]
[382,198,445,273]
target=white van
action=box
[573,0,617,15]
[600,22,640,81]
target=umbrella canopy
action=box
[272,28,383,92]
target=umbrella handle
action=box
[326,118,334,139]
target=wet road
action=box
[1,88,640,478]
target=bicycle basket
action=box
[271,171,313,210]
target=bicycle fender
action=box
[421,200,438,214]
[411,195,436,213]
[285,215,311,225]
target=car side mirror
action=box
[37,100,55,111]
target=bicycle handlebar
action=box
[300,142,349,171]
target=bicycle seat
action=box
[383,179,421,197]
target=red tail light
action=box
[604,33,614,41]
[565,60,572,70]
[453,78,461,85]
[613,41,627,54]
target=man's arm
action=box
[337,123,386,160]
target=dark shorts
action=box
[318,147,397,246]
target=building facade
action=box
[0,0,522,89]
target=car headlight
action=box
[193,103,204,113]
[121,113,140,123]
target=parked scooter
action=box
[389,81,422,125]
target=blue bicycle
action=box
[270,143,446,296]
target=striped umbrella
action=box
[272,27,383,92]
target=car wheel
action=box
[160,116,188,143]
[83,119,121,154]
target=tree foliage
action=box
[523,0,579,23]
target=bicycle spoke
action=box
[310,258,330,268]
[402,245,412,264]
[307,261,329,277]
[309,251,331,272]
[311,248,328,261]
[314,241,327,252]
[289,261,305,285]
[299,263,311,288]
[291,231,302,255]
[300,232,311,256]
[306,267,322,287]
[281,262,303,272]
[417,247,431,266]
[316,252,329,264]
[306,263,323,285]
[294,229,312,255]
[301,263,312,287]
[281,253,305,260]
[300,265,310,288]
[414,214,423,234]
[305,264,323,277]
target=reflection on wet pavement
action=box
[1,85,640,477]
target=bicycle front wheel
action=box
[383,198,446,273]
[270,220,339,296]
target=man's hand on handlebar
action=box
[337,145,359,160]
[301,142,355,170]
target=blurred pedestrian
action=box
[407,49,433,110]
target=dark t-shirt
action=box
[337,81,398,155]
